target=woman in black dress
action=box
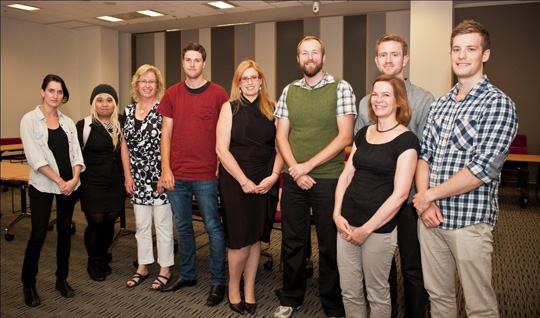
[216,60,284,315]
[76,84,125,282]
[20,74,84,306]
[333,75,419,317]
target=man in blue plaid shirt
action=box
[413,20,518,317]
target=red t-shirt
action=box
[157,81,229,181]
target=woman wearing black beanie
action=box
[76,84,125,281]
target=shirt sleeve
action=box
[414,93,434,141]
[336,80,357,117]
[273,84,290,119]
[157,87,174,118]
[67,117,85,172]
[419,103,437,164]
[467,94,518,183]
[354,95,370,136]
[20,114,49,171]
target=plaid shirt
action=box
[420,75,518,230]
[274,72,357,119]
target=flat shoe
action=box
[150,274,170,291]
[126,272,149,288]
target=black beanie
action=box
[90,84,118,105]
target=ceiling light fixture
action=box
[97,16,123,22]
[137,10,164,17]
[7,4,40,11]
[208,1,235,9]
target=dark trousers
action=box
[280,174,345,317]
[21,186,78,287]
[389,203,428,317]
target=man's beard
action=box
[301,60,323,78]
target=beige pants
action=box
[134,203,175,267]
[337,227,397,318]
[418,220,499,318]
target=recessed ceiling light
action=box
[7,4,40,11]
[97,16,123,22]
[137,10,164,17]
[208,1,235,9]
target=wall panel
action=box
[235,24,255,66]
[276,20,304,95]
[211,26,235,91]
[165,31,181,88]
[344,15,367,101]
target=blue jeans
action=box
[167,179,226,285]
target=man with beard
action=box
[157,42,228,307]
[273,36,356,318]
[353,34,433,317]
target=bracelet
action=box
[241,179,250,187]
[272,171,280,176]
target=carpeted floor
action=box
[1,182,539,317]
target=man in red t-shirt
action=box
[157,42,229,307]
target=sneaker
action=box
[273,305,301,318]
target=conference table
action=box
[1,162,30,241]
[0,143,24,161]
[505,153,540,209]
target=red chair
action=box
[502,134,529,208]
[1,138,26,163]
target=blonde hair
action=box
[130,64,165,102]
[90,94,122,150]
[229,60,275,121]
[297,36,325,56]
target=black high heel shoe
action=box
[244,302,257,315]
[228,298,245,315]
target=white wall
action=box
[1,17,120,138]
[1,17,80,137]
[410,1,453,98]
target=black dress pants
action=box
[21,186,78,287]
[280,173,345,317]
[389,202,428,317]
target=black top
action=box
[218,96,278,248]
[75,116,125,185]
[47,127,73,181]
[341,125,419,233]
[134,117,142,131]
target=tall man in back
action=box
[413,20,518,317]
[157,41,228,307]
[354,34,433,317]
[273,36,356,318]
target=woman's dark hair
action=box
[41,74,69,103]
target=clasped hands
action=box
[334,215,371,246]
[241,174,279,194]
[289,163,316,190]
[413,189,443,228]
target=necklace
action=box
[305,77,323,90]
[138,102,155,114]
[376,122,400,133]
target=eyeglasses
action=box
[240,75,260,83]
[138,80,157,85]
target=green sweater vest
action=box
[285,80,345,179]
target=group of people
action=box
[19,19,517,318]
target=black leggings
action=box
[21,186,78,287]
[84,211,120,264]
